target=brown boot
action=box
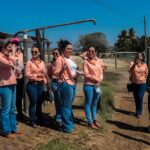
[89,123,98,129]
[5,134,15,138]
[12,131,23,135]
[93,120,101,128]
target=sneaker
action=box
[56,121,62,127]
[93,120,101,128]
[137,115,141,118]
[29,123,37,128]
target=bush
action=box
[98,84,114,121]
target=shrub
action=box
[98,83,115,121]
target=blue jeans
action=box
[51,80,61,122]
[0,85,17,135]
[60,82,76,132]
[132,83,147,116]
[26,82,44,124]
[83,85,100,124]
[16,78,24,116]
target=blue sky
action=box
[1,0,150,47]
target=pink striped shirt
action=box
[25,59,47,84]
[0,52,17,86]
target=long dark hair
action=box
[57,39,72,53]
[136,52,145,63]
[0,41,11,52]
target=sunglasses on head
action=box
[31,51,38,54]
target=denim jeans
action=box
[148,94,150,114]
[0,84,17,135]
[51,79,61,122]
[16,78,24,116]
[83,85,100,124]
[26,82,44,124]
[132,83,147,116]
[60,82,76,132]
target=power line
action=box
[92,0,143,22]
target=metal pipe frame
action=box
[14,18,96,36]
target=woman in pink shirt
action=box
[54,40,79,133]
[83,46,104,129]
[47,48,62,127]
[0,41,21,138]
[10,38,24,121]
[25,45,47,127]
[129,52,148,118]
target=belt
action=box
[28,81,44,85]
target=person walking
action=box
[129,52,148,118]
[83,46,104,129]
[25,45,47,127]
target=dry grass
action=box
[73,56,129,70]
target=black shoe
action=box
[37,120,45,126]
[17,114,25,122]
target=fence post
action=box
[23,33,29,114]
[115,50,117,69]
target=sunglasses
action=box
[66,48,73,51]
[31,51,38,54]
[88,50,95,53]
[53,52,59,55]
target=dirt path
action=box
[0,69,149,150]
[102,70,150,150]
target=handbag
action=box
[127,83,133,92]
[43,84,54,103]
[43,90,54,103]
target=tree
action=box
[76,32,109,53]
[115,28,143,52]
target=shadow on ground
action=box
[112,131,150,145]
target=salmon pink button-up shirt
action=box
[25,59,47,84]
[129,63,148,84]
[0,52,17,86]
[53,56,77,85]
[83,58,104,85]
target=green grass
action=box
[98,71,120,121]
[99,83,115,121]
[38,139,84,150]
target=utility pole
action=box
[144,16,149,68]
